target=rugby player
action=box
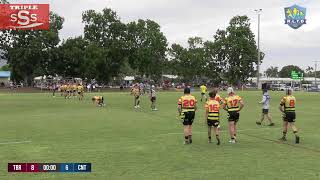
[72,83,77,97]
[131,84,141,108]
[205,90,221,145]
[213,87,224,104]
[256,89,274,126]
[77,83,84,100]
[178,87,197,144]
[52,83,57,97]
[92,96,104,107]
[61,83,67,97]
[66,83,72,99]
[150,85,157,111]
[213,87,224,130]
[223,87,244,143]
[279,88,300,144]
[200,84,207,102]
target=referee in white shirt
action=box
[256,89,274,126]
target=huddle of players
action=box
[178,86,299,145]
[60,83,84,100]
[179,87,243,145]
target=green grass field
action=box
[0,90,320,180]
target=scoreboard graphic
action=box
[8,163,91,173]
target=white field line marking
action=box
[158,128,280,136]
[0,140,32,145]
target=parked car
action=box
[308,86,320,92]
[271,84,286,91]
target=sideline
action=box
[0,140,32,145]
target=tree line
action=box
[0,4,261,86]
[264,65,319,78]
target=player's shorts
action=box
[181,111,195,125]
[228,111,240,122]
[262,109,269,114]
[78,92,82,95]
[207,120,219,127]
[135,95,140,100]
[151,97,156,102]
[283,112,296,122]
[201,93,205,95]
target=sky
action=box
[5,0,320,71]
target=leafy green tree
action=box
[0,64,10,71]
[127,19,167,81]
[168,43,187,77]
[82,8,128,83]
[186,37,206,83]
[223,16,261,85]
[168,38,206,82]
[203,30,228,85]
[57,37,88,77]
[265,66,279,77]
[1,12,64,85]
[305,66,314,77]
[279,65,304,78]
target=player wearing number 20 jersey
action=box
[178,87,197,144]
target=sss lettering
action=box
[10,10,38,25]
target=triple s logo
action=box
[0,4,49,30]
[284,4,307,29]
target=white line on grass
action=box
[0,140,32,145]
[158,128,280,136]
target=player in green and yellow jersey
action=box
[60,84,67,97]
[279,88,300,144]
[213,88,224,104]
[223,87,244,143]
[131,84,141,108]
[77,83,84,100]
[92,96,104,107]
[205,89,221,145]
[200,84,207,102]
[212,88,224,130]
[178,87,198,144]
[72,83,77,97]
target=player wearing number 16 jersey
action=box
[178,87,197,144]
[223,87,244,143]
[205,90,221,145]
[279,88,300,144]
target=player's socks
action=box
[256,122,261,125]
[279,132,287,141]
[184,136,189,144]
[294,131,299,144]
[216,135,220,145]
[188,135,192,144]
[295,135,300,144]
[268,123,275,126]
[208,136,212,143]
